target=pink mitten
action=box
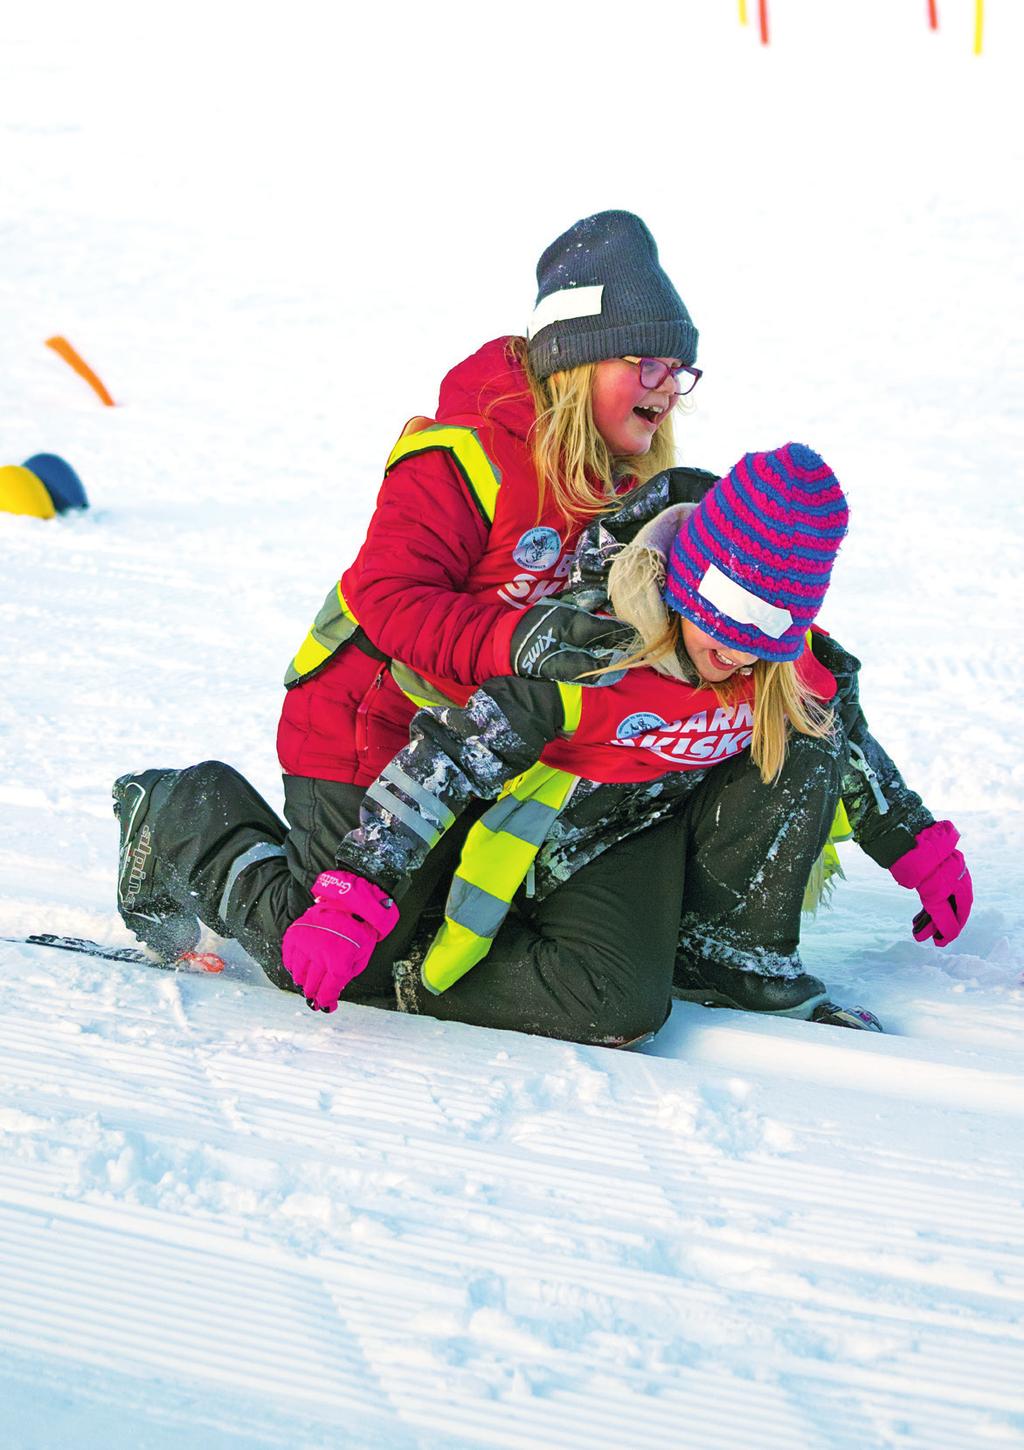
[282,870,399,1012]
[890,821,973,948]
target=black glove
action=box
[665,466,719,506]
[509,601,635,683]
[564,522,624,609]
[563,468,720,608]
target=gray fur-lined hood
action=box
[606,503,698,682]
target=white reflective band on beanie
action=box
[698,563,793,638]
[526,285,604,341]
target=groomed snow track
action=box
[1,951,1021,1449]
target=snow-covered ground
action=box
[2,3,1022,1445]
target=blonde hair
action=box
[604,543,835,784]
[499,337,679,524]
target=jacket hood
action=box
[608,504,696,682]
[632,501,696,559]
[436,337,536,442]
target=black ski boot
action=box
[113,770,201,961]
[673,957,829,1019]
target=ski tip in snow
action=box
[1,934,226,974]
[811,1001,884,1032]
[175,950,225,974]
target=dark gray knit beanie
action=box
[526,210,698,380]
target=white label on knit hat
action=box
[527,285,604,340]
[698,563,792,638]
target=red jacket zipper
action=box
[355,661,388,760]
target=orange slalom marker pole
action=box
[45,335,116,406]
[927,0,938,29]
[758,0,769,45]
[974,0,983,53]
[738,0,748,25]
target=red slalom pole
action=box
[759,0,769,44]
[927,0,938,29]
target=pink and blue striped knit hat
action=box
[663,443,848,662]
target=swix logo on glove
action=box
[521,629,557,670]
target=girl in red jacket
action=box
[113,210,708,966]
[277,207,702,795]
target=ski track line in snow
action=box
[2,956,1023,1448]
[1,1194,1020,1450]
[7,954,1024,1119]
[5,1070,1022,1326]
[2,1164,1022,1449]
[4,990,1024,1213]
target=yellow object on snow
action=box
[0,465,56,519]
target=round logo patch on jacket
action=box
[512,526,562,571]
[616,711,667,740]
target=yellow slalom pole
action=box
[974,0,983,54]
[738,0,747,25]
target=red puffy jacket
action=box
[277,338,618,785]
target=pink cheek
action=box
[595,390,641,446]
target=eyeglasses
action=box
[622,356,703,396]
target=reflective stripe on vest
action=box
[385,423,502,527]
[283,424,502,688]
[801,626,851,907]
[388,661,461,709]
[284,581,359,686]
[420,682,582,995]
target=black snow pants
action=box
[141,730,841,1045]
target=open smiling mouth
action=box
[633,404,665,424]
